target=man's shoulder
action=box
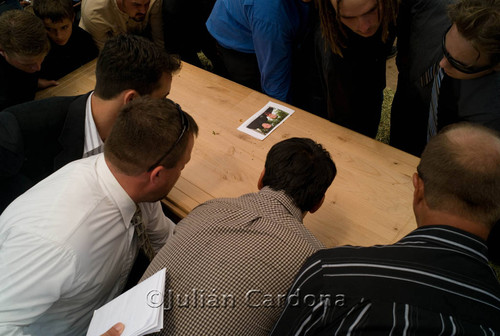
[193,190,286,218]
[181,190,321,252]
[3,94,86,113]
[2,159,101,226]
[70,25,98,47]
[305,244,395,267]
[1,94,87,129]
[455,72,500,127]
[81,0,114,12]
[250,0,303,25]
[80,0,120,25]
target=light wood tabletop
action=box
[36,59,419,248]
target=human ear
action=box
[257,169,265,190]
[309,195,325,214]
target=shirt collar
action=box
[96,154,137,229]
[83,92,104,158]
[259,186,303,222]
[401,225,489,263]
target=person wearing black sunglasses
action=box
[429,0,500,138]
[391,0,500,157]
[440,24,498,80]
[0,97,198,336]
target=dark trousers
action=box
[216,42,262,93]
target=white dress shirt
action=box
[0,154,174,336]
[82,92,104,158]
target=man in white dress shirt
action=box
[0,97,198,336]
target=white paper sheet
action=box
[237,101,295,140]
[86,268,166,336]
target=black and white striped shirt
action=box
[271,226,500,335]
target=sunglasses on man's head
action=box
[147,103,189,172]
[442,26,493,75]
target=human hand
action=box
[38,78,59,89]
[100,323,125,336]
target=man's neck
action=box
[90,94,122,142]
[416,209,490,241]
[105,157,149,204]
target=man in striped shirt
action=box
[271,123,500,335]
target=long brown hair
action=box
[316,0,399,56]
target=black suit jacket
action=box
[390,0,453,156]
[0,93,90,212]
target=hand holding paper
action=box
[86,268,166,336]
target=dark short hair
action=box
[418,123,500,226]
[94,34,181,99]
[0,10,50,56]
[449,0,500,66]
[104,97,198,175]
[262,138,336,212]
[33,0,75,22]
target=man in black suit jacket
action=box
[390,0,452,156]
[391,0,500,157]
[0,34,181,213]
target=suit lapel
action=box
[54,93,91,170]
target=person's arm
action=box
[251,18,294,102]
[38,78,59,89]
[148,0,165,49]
[0,230,77,335]
[0,112,24,178]
[76,27,99,65]
[79,6,114,50]
[270,251,326,335]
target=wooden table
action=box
[37,59,419,248]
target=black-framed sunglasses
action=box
[147,103,189,172]
[442,26,492,75]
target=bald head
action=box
[417,123,500,227]
[448,125,500,173]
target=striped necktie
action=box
[427,67,445,141]
[131,206,156,261]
